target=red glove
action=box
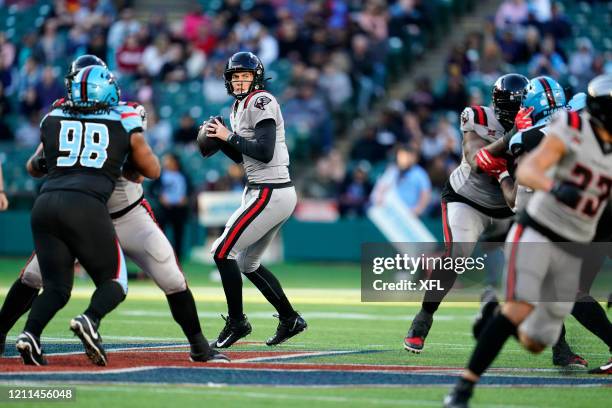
[514,106,534,130]
[475,148,505,172]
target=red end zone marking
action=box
[0,350,460,374]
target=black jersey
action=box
[39,105,143,201]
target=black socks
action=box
[245,265,296,319]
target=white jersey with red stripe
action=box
[526,110,612,242]
[106,101,147,214]
[449,105,510,209]
[229,90,290,184]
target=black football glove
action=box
[550,181,582,208]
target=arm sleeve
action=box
[226,118,276,163]
[219,140,244,164]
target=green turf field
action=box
[0,257,610,408]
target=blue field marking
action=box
[0,367,610,387]
[2,343,185,358]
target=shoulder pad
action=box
[244,90,276,111]
[114,105,144,134]
[461,106,489,132]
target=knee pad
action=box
[142,232,186,295]
[144,231,173,264]
[236,252,260,274]
[20,259,43,290]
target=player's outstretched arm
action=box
[516,134,566,192]
[26,143,47,178]
[129,132,161,179]
[463,131,488,170]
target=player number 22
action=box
[57,120,109,169]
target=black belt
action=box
[110,193,145,219]
[247,181,293,190]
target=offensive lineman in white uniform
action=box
[0,55,227,363]
[444,75,612,407]
[404,74,529,353]
[202,52,307,348]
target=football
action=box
[196,116,225,158]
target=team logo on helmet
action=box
[254,95,271,110]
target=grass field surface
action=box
[0,258,610,407]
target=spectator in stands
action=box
[569,37,595,91]
[318,60,353,111]
[233,13,262,44]
[16,56,42,98]
[216,163,245,192]
[184,43,206,79]
[370,145,431,217]
[39,19,66,64]
[478,40,505,82]
[498,28,523,64]
[338,162,373,218]
[357,0,389,43]
[0,82,13,142]
[19,87,41,117]
[517,25,541,63]
[107,8,141,51]
[256,27,279,66]
[86,29,109,63]
[159,43,188,82]
[202,61,231,104]
[183,4,211,42]
[36,66,63,110]
[151,153,192,263]
[542,1,572,40]
[528,35,567,78]
[420,115,460,163]
[350,34,377,114]
[439,71,468,114]
[301,155,340,199]
[0,32,15,72]
[141,34,170,78]
[0,160,7,210]
[15,111,40,147]
[116,34,144,75]
[173,113,199,145]
[283,81,332,153]
[350,126,388,164]
[145,108,173,154]
[495,0,529,31]
[193,23,219,57]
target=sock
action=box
[245,265,296,319]
[166,288,203,339]
[83,280,126,326]
[453,377,475,399]
[467,313,517,376]
[553,324,568,349]
[421,267,458,314]
[24,284,71,338]
[214,258,244,319]
[571,296,612,352]
[0,278,39,334]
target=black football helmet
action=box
[65,54,108,99]
[224,51,265,99]
[586,74,612,134]
[492,73,529,131]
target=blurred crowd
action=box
[306,0,612,219]
[1,0,610,221]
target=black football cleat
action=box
[190,348,231,363]
[210,315,252,348]
[0,332,5,356]
[266,314,307,346]
[552,339,588,369]
[15,332,47,366]
[70,314,108,366]
[443,378,474,408]
[588,358,612,374]
[473,287,499,340]
[404,309,433,353]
